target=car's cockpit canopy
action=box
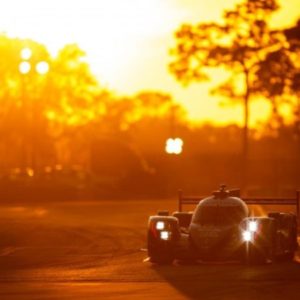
[192,195,248,226]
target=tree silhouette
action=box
[44,44,109,169]
[284,20,300,140]
[0,35,52,169]
[0,35,188,172]
[254,19,300,138]
[252,49,294,132]
[169,0,281,186]
[99,91,186,135]
[0,37,109,170]
[46,44,104,126]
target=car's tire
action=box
[245,244,266,264]
[288,215,298,251]
[148,248,174,265]
[244,218,276,265]
[147,235,174,265]
[283,214,297,261]
[275,213,297,262]
[147,216,178,265]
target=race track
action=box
[0,199,299,300]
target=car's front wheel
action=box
[148,247,174,265]
[243,244,268,264]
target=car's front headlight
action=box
[156,221,165,230]
[160,231,171,240]
[249,221,258,232]
[242,230,252,242]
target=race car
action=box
[147,185,299,264]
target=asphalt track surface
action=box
[0,199,300,300]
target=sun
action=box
[0,0,176,86]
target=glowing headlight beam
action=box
[156,221,165,230]
[249,221,258,232]
[242,230,252,242]
[160,231,171,240]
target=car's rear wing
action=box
[178,190,300,220]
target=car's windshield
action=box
[194,205,245,226]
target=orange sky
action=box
[0,0,299,125]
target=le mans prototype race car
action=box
[147,185,299,264]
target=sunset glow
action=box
[1,0,300,124]
[1,3,300,296]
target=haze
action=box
[0,0,298,124]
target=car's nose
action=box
[190,224,240,252]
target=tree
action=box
[0,37,109,170]
[44,44,110,168]
[169,0,282,185]
[99,91,186,134]
[46,44,105,127]
[0,34,52,169]
[252,49,294,132]
[284,20,300,140]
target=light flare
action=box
[19,61,31,74]
[36,61,49,74]
[165,137,183,154]
[20,48,32,60]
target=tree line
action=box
[0,35,184,174]
[1,0,300,196]
[169,0,300,167]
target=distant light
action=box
[165,137,183,154]
[13,168,21,174]
[156,221,165,230]
[26,168,34,177]
[44,166,52,173]
[46,110,56,120]
[55,164,62,171]
[36,61,49,74]
[19,61,31,74]
[20,48,32,60]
